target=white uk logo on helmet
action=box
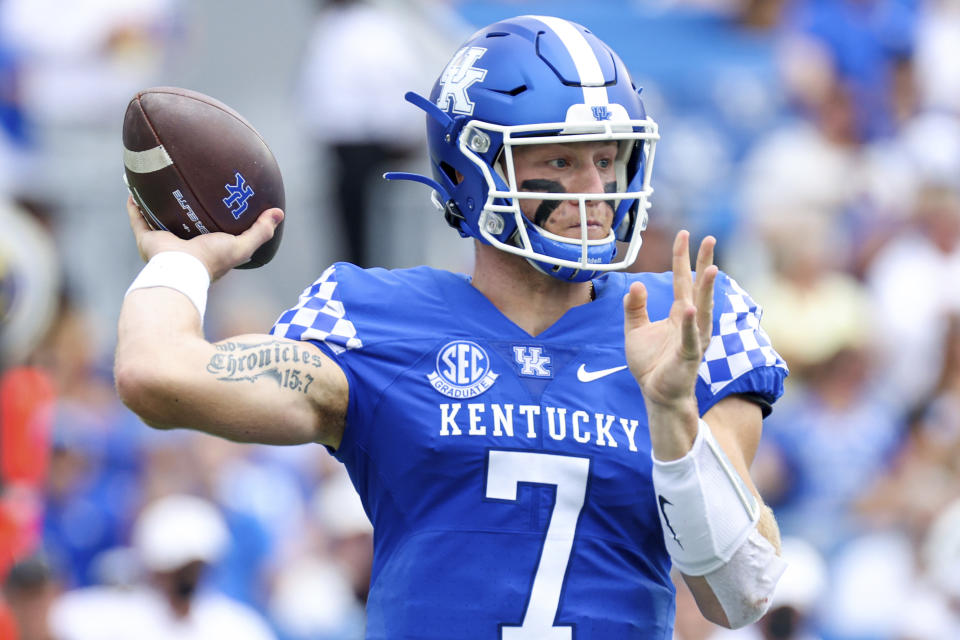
[436,46,488,115]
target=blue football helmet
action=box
[386,15,659,282]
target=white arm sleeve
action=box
[652,419,786,628]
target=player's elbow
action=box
[113,357,178,430]
[689,581,772,629]
[114,355,143,408]
[690,530,786,630]
[709,594,771,630]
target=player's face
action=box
[511,140,618,240]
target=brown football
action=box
[122,87,285,269]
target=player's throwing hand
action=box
[126,196,283,281]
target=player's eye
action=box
[596,157,613,170]
[548,158,569,169]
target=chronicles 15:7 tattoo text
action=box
[206,339,321,394]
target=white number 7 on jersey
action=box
[486,450,591,640]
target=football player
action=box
[116,15,788,638]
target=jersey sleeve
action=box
[268,262,447,356]
[695,272,788,415]
[268,263,452,466]
[269,263,364,358]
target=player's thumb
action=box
[623,281,649,333]
[238,208,283,256]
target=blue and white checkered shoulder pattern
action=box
[270,265,361,355]
[699,275,786,395]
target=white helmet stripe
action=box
[529,15,609,106]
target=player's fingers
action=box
[694,235,716,282]
[693,236,718,347]
[126,196,156,262]
[234,208,283,260]
[671,230,693,304]
[680,304,701,360]
[695,264,718,346]
[126,196,151,237]
[623,281,650,333]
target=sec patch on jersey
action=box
[122,86,285,269]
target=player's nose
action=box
[568,163,607,206]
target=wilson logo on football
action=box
[427,340,498,399]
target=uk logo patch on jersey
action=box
[428,340,499,398]
[513,346,552,378]
[436,46,487,115]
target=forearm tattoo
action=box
[206,340,322,394]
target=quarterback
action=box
[116,15,788,639]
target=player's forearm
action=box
[650,398,785,628]
[755,502,781,551]
[114,287,209,428]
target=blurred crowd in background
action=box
[2,0,960,638]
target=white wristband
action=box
[126,251,211,323]
[651,418,760,576]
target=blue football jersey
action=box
[271,264,787,640]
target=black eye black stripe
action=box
[520,179,565,227]
[518,179,618,228]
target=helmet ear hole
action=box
[439,161,458,184]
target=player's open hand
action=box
[126,196,283,281]
[623,230,718,415]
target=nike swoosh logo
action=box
[576,364,628,382]
[658,495,683,549]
